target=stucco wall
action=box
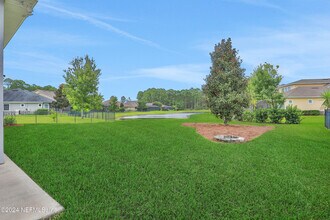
[284,98,325,111]
[4,102,50,112]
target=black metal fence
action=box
[4,110,115,124]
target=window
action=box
[4,104,9,111]
[288,100,293,104]
[308,99,313,104]
[21,104,25,107]
[44,104,49,108]
[38,104,42,107]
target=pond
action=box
[120,113,200,120]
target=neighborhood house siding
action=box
[5,103,49,112]
[280,78,330,112]
[4,89,52,113]
[284,98,325,111]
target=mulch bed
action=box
[4,124,24,128]
[182,123,274,142]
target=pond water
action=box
[120,113,199,120]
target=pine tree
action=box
[52,84,70,111]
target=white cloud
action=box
[37,2,162,49]
[193,16,330,82]
[222,0,284,11]
[102,64,209,84]
[13,29,100,47]
[131,64,209,84]
[5,50,67,75]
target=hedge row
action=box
[243,106,302,124]
[302,110,321,116]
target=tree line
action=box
[136,88,208,110]
[4,78,56,91]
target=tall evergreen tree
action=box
[52,84,70,111]
[203,38,249,125]
[120,96,126,104]
[63,55,103,117]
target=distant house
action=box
[102,100,120,108]
[146,103,161,111]
[103,99,138,111]
[4,89,53,114]
[34,89,56,102]
[162,105,173,111]
[279,78,330,112]
[124,101,138,111]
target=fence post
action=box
[35,113,37,124]
[74,112,76,123]
[325,109,330,129]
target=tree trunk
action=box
[81,109,84,119]
[223,117,228,125]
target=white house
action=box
[4,89,52,114]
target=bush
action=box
[302,110,320,116]
[35,109,49,115]
[255,109,268,123]
[49,110,57,122]
[4,116,17,125]
[243,110,255,122]
[268,108,285,124]
[284,105,302,124]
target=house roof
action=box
[124,101,137,108]
[34,90,56,102]
[4,89,53,103]
[102,100,120,107]
[284,86,329,98]
[146,103,161,108]
[286,78,330,86]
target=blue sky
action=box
[4,0,330,100]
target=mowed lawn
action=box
[4,114,330,219]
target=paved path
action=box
[120,112,199,120]
[0,155,64,220]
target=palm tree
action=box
[322,90,330,110]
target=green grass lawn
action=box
[15,114,108,124]
[13,110,208,124]
[4,114,330,219]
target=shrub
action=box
[284,105,302,124]
[49,110,57,122]
[35,109,49,115]
[255,109,268,123]
[4,116,17,126]
[302,110,320,116]
[268,108,285,124]
[243,110,255,122]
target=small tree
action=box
[120,96,126,104]
[108,96,119,112]
[63,55,103,117]
[203,38,249,125]
[153,101,162,110]
[321,90,330,110]
[52,84,70,111]
[250,63,285,109]
[137,101,147,111]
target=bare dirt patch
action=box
[182,123,274,142]
[4,124,24,128]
